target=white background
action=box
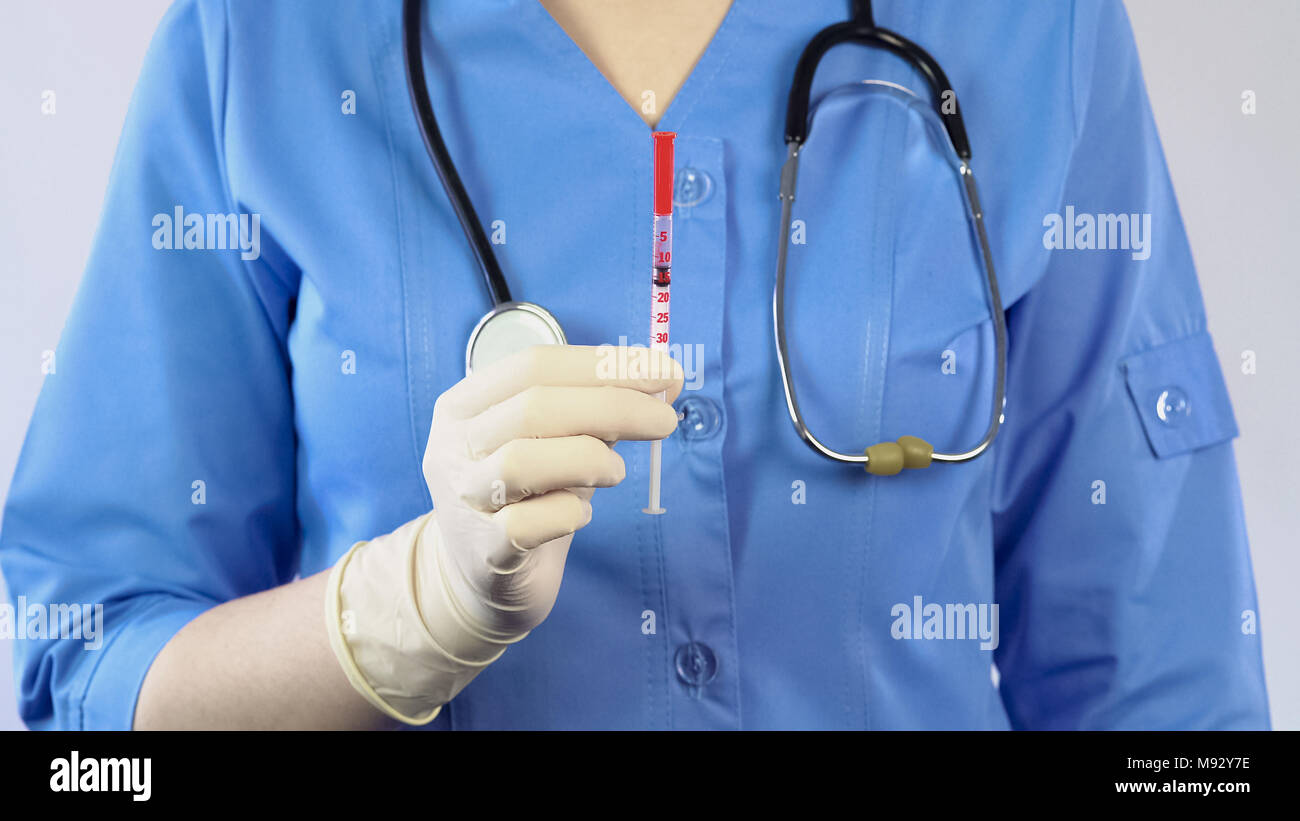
[1,1,1296,730]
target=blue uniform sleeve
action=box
[0,0,298,730]
[990,0,1269,729]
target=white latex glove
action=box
[326,344,683,724]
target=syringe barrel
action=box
[650,282,670,350]
[652,214,672,282]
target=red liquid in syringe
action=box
[651,212,671,350]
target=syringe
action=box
[644,131,675,515]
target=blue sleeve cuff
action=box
[77,597,212,730]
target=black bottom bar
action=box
[3,729,1289,808]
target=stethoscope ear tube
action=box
[771,147,1007,471]
[783,21,971,160]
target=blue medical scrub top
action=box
[0,0,1270,730]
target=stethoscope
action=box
[401,0,1007,475]
[402,0,568,376]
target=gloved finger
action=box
[460,435,626,511]
[566,486,596,502]
[492,488,592,554]
[437,344,684,420]
[465,385,679,457]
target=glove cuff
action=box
[324,512,508,726]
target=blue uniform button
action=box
[674,395,723,440]
[673,167,713,208]
[674,642,718,687]
[1155,387,1190,427]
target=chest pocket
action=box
[783,83,998,466]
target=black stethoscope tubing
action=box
[401,0,512,307]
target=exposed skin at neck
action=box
[539,0,734,128]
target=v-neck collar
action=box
[524,0,747,134]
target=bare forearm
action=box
[134,571,396,730]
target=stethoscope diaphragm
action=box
[464,301,567,376]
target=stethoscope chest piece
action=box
[465,301,567,375]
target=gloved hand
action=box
[326,344,683,724]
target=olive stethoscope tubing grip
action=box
[402,0,512,307]
[772,21,1008,474]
